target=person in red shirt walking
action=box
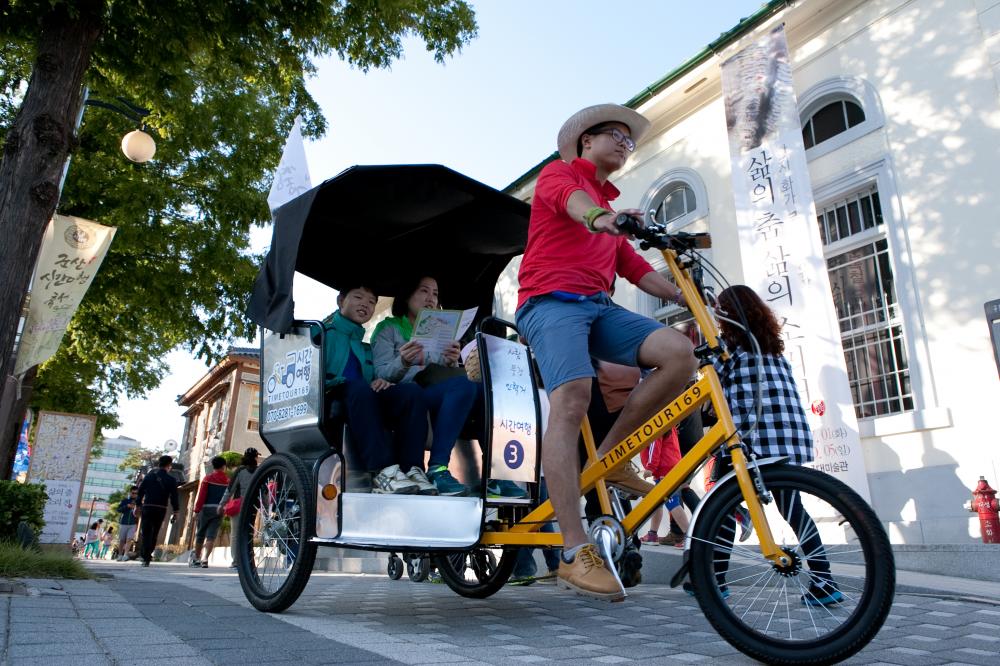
[638,428,689,547]
[516,104,697,601]
[191,455,229,568]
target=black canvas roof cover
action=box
[247,164,531,332]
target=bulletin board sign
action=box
[26,411,96,544]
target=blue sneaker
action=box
[683,581,730,599]
[802,583,844,607]
[487,479,528,499]
[426,466,469,496]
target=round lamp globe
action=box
[121,129,156,163]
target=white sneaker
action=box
[372,464,420,495]
[405,467,439,495]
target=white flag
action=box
[267,115,312,211]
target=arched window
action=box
[802,99,865,149]
[798,77,884,159]
[654,183,697,225]
[638,168,708,232]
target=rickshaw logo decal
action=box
[264,347,313,422]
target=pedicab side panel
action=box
[477,332,541,491]
[332,494,484,550]
[258,324,328,461]
[260,323,347,540]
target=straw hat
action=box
[556,103,651,163]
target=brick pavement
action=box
[3,560,1000,665]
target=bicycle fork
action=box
[727,440,792,568]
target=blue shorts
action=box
[515,293,663,392]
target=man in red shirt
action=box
[516,103,697,600]
[191,455,230,568]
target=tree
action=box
[117,446,166,474]
[102,486,129,524]
[0,0,478,467]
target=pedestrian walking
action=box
[219,448,260,569]
[99,526,115,559]
[136,455,180,567]
[191,456,229,568]
[83,522,100,558]
[116,486,139,560]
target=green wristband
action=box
[583,206,612,232]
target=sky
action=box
[106,0,767,450]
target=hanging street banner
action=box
[267,115,312,212]
[26,411,96,543]
[13,214,116,375]
[721,25,871,501]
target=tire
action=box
[408,555,430,582]
[388,556,404,580]
[236,453,318,613]
[688,464,894,665]
[435,547,515,598]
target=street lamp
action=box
[82,96,156,163]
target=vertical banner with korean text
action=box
[14,215,116,375]
[721,25,870,500]
[26,411,96,543]
[483,334,538,484]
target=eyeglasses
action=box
[588,127,635,152]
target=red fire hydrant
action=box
[970,476,1000,544]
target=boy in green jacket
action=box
[320,284,436,495]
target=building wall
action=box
[76,436,138,535]
[504,0,1000,543]
[229,368,262,456]
[176,355,266,549]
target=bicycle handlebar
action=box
[614,214,712,252]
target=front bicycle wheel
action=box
[688,464,894,665]
[434,547,515,598]
[236,453,317,612]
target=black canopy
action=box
[248,164,531,332]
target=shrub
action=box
[154,543,188,562]
[0,540,92,579]
[0,481,47,540]
[220,451,243,469]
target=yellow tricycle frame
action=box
[478,245,791,569]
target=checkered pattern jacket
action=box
[712,348,814,464]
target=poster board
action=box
[26,411,96,544]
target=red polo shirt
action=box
[516,158,654,310]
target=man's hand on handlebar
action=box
[594,208,644,236]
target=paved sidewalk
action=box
[3,559,1000,665]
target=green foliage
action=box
[0,541,92,579]
[0,481,47,539]
[0,0,477,433]
[117,446,166,473]
[220,451,244,470]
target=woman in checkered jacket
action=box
[710,285,844,607]
[713,285,813,465]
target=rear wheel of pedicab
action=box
[434,547,515,598]
[687,464,894,665]
[236,453,318,612]
[387,554,404,580]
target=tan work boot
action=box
[557,544,625,602]
[605,465,655,496]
